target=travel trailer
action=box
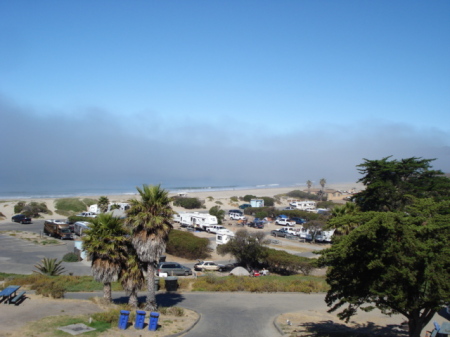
[179,212,218,230]
[314,229,335,243]
[289,200,317,212]
[73,221,91,236]
[216,231,235,245]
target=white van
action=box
[73,221,91,236]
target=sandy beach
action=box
[0,183,364,221]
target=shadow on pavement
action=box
[112,292,186,307]
[296,321,408,336]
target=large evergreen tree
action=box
[321,199,450,337]
[354,156,450,212]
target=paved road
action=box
[0,219,91,275]
[66,291,329,337]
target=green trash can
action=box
[165,276,178,291]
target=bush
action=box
[82,198,98,207]
[55,198,87,213]
[67,215,95,224]
[172,197,204,209]
[14,201,52,218]
[286,190,322,200]
[264,248,317,276]
[166,230,211,259]
[62,252,80,262]
[243,195,257,202]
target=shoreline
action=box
[0,182,364,222]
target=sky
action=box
[1,1,449,194]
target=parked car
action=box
[239,204,251,210]
[194,261,224,272]
[157,262,192,276]
[228,209,243,215]
[283,206,296,210]
[291,217,306,224]
[11,214,32,224]
[271,228,293,237]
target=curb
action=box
[166,309,201,337]
[273,313,286,336]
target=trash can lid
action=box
[150,312,160,317]
[136,310,146,315]
[120,310,130,314]
[165,276,178,280]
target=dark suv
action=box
[12,214,32,224]
[158,262,192,276]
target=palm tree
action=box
[319,178,327,201]
[119,243,145,308]
[82,213,128,302]
[306,180,312,195]
[97,196,110,213]
[125,184,174,311]
[329,202,360,235]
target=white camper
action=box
[216,231,235,245]
[315,229,335,243]
[180,212,218,230]
[289,200,317,212]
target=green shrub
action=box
[14,201,26,214]
[172,197,204,209]
[68,215,95,224]
[243,195,257,202]
[55,198,87,213]
[82,198,98,207]
[264,248,317,276]
[62,252,80,262]
[166,230,211,259]
[230,196,238,202]
[286,190,321,200]
[13,201,52,217]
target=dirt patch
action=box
[0,230,64,246]
[0,294,198,337]
[276,310,408,336]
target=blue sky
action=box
[1,1,449,192]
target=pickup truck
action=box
[271,228,296,237]
[275,218,296,227]
[229,213,246,221]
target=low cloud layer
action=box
[1,96,449,194]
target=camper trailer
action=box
[216,231,235,245]
[315,229,335,243]
[179,212,218,230]
[289,200,317,212]
[73,221,91,237]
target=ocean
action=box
[0,181,304,200]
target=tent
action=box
[229,266,250,276]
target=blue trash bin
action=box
[134,310,146,329]
[148,312,160,331]
[118,310,130,330]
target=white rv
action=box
[315,229,335,243]
[179,212,218,230]
[289,200,317,212]
[216,231,235,245]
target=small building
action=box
[250,199,264,208]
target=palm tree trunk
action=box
[103,282,112,302]
[128,289,139,308]
[145,263,157,311]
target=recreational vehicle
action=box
[179,212,218,230]
[73,221,91,236]
[216,231,235,245]
[289,200,317,211]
